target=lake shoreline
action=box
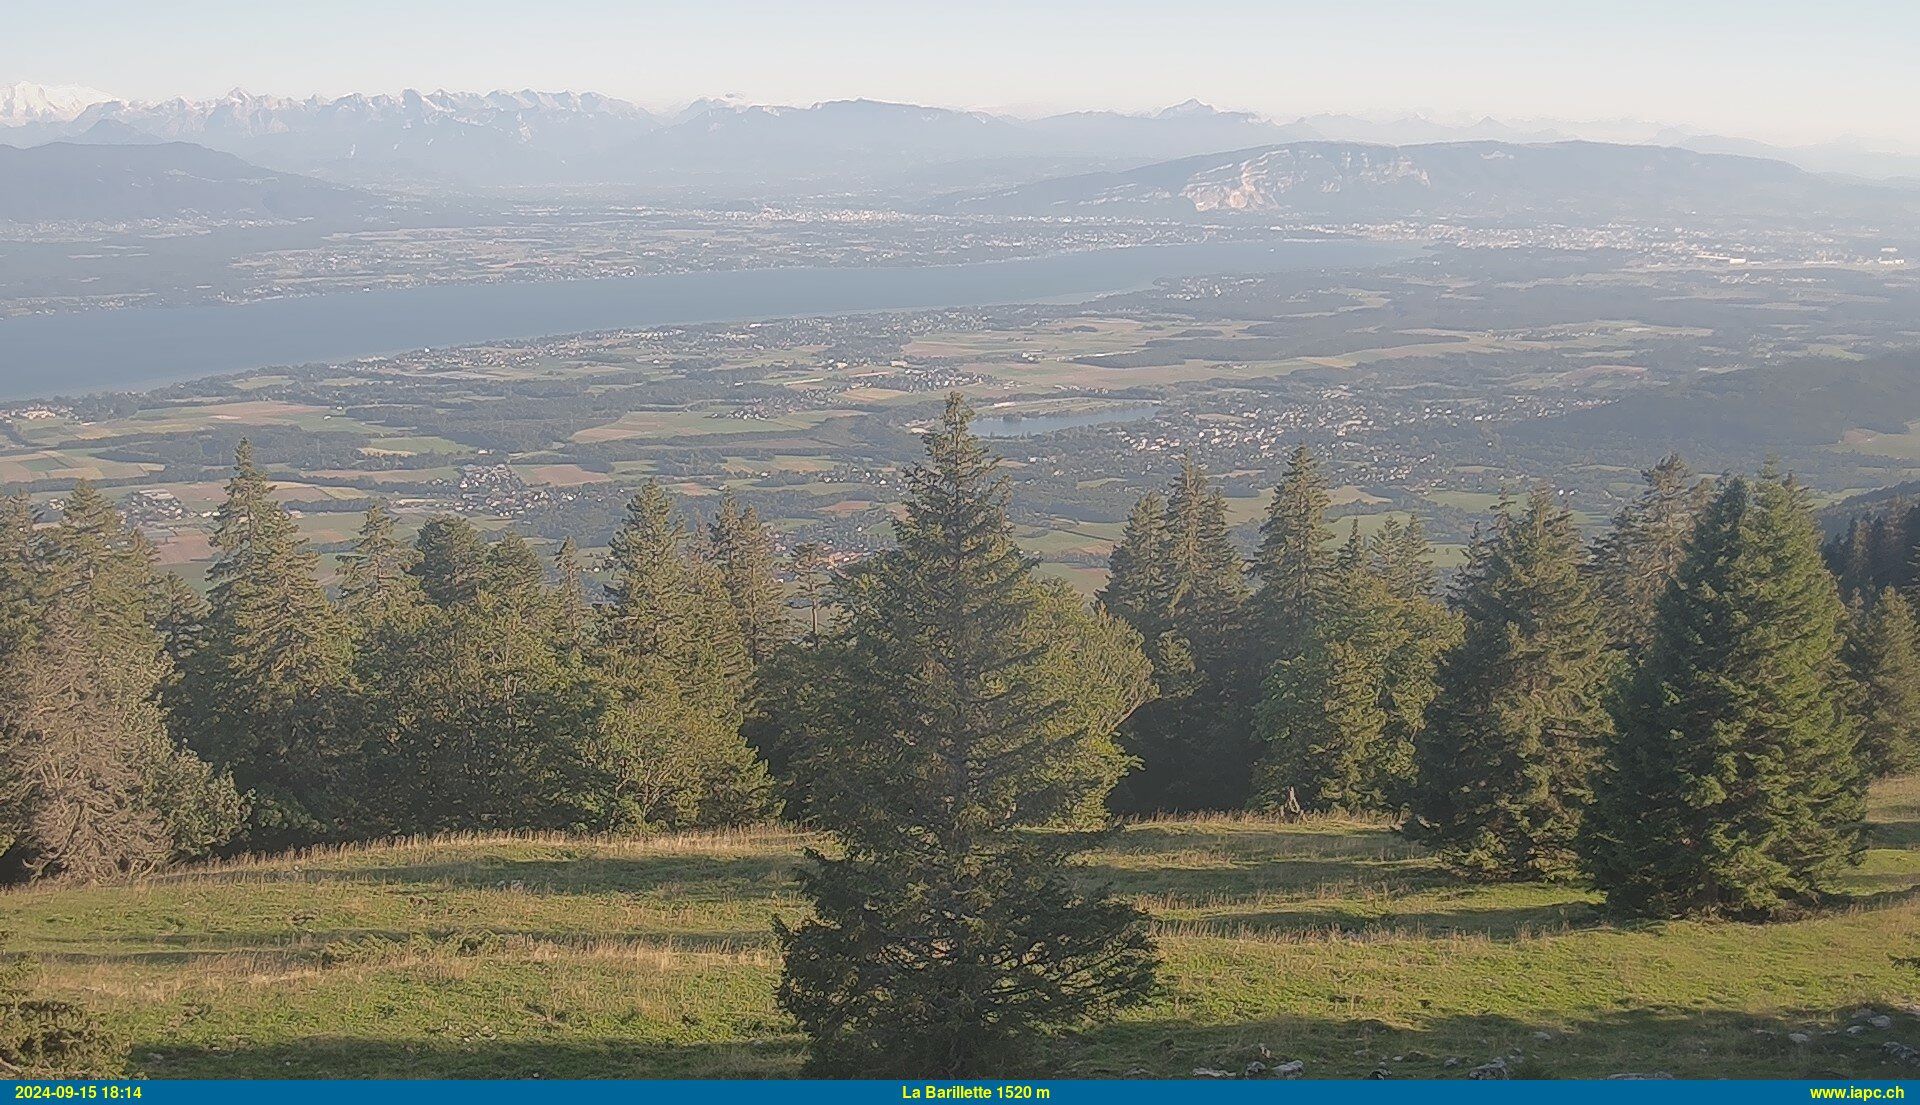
[0,238,1419,401]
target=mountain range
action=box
[0,140,373,223]
[6,82,1919,193]
[945,140,1920,225]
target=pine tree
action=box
[552,537,592,652]
[1164,458,1247,633]
[1249,445,1333,658]
[1584,471,1864,917]
[1,484,242,878]
[790,541,829,637]
[595,480,771,827]
[177,441,351,845]
[480,531,546,611]
[1104,463,1252,811]
[337,502,420,620]
[351,597,603,835]
[1847,589,1920,778]
[1254,518,1455,814]
[1253,555,1401,811]
[1593,453,1709,650]
[411,516,488,607]
[1412,488,1613,880]
[777,394,1157,1076]
[1097,490,1190,691]
[705,491,793,666]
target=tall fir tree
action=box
[176,441,351,845]
[1249,445,1334,659]
[551,536,592,652]
[480,531,546,611]
[705,491,793,666]
[595,480,772,827]
[1254,517,1455,813]
[1846,588,1920,778]
[336,501,421,622]
[1584,471,1864,917]
[777,394,1157,1076]
[411,516,488,607]
[1103,463,1252,811]
[1592,453,1710,650]
[1,485,241,878]
[1412,488,1613,880]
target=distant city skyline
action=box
[8,0,1919,152]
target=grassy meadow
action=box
[6,779,1920,1080]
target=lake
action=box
[973,403,1162,437]
[0,238,1417,400]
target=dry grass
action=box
[6,785,1920,1079]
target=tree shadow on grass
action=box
[1053,1005,1920,1080]
[136,1035,802,1080]
[204,851,802,901]
[131,1005,1920,1080]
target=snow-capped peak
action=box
[0,80,116,125]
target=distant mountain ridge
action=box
[946,140,1920,225]
[6,82,1920,198]
[0,141,375,223]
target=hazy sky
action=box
[10,0,1919,149]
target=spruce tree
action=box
[1592,453,1709,650]
[480,531,546,611]
[1584,471,1864,917]
[790,541,829,637]
[594,480,771,827]
[1,484,241,878]
[1249,444,1333,658]
[552,537,592,652]
[1847,588,1920,778]
[1255,517,1454,814]
[777,394,1157,1076]
[1099,491,1176,644]
[1253,554,1401,811]
[411,516,488,607]
[337,501,420,620]
[177,441,351,844]
[1105,463,1251,811]
[705,491,792,665]
[1413,488,1613,880]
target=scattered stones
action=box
[1442,1056,1461,1068]
[1123,1069,1150,1078]
[1884,1041,1920,1068]
[1467,1058,1510,1080]
[1870,1015,1894,1030]
[1531,1031,1554,1042]
[1244,1061,1268,1077]
[1846,1025,1869,1037]
[1366,1068,1389,1080]
[1607,1073,1674,1080]
[1852,1007,1880,1022]
[1788,1032,1813,1045]
[1275,1060,1305,1079]
[1389,1055,1405,1063]
[1192,1067,1233,1079]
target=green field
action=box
[6,779,1920,1080]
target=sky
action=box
[10,0,1920,150]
